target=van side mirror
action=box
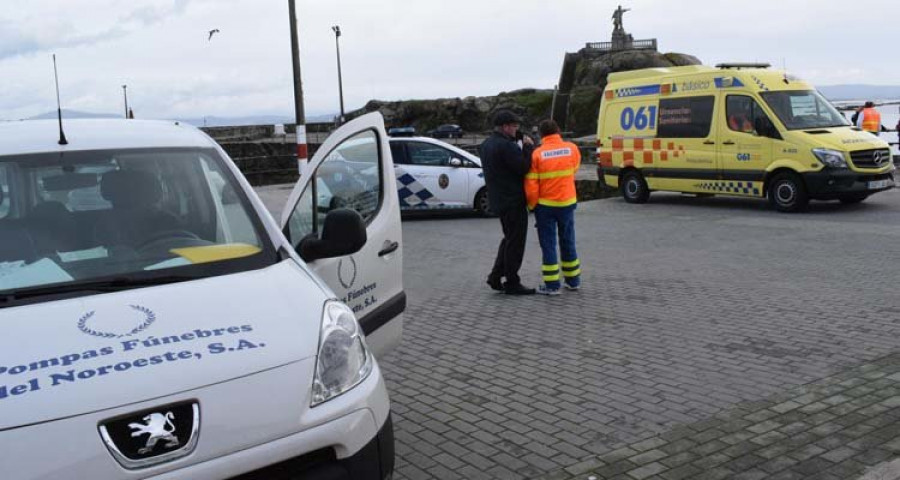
[298,208,367,262]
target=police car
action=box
[0,113,402,479]
[388,136,491,215]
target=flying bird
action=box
[208,29,219,41]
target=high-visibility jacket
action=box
[525,134,580,210]
[860,107,882,133]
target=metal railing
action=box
[585,39,657,52]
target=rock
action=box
[349,49,702,137]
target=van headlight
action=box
[813,148,848,168]
[311,301,373,406]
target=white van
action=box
[0,113,402,480]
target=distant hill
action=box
[20,110,335,127]
[26,109,120,120]
[818,85,900,101]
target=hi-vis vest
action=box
[861,108,882,133]
[525,134,580,209]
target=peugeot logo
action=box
[873,150,887,166]
[99,402,200,469]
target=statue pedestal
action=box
[611,31,633,51]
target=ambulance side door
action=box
[281,113,404,358]
[656,93,718,190]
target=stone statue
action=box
[612,5,630,33]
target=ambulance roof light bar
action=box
[715,63,771,70]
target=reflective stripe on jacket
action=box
[860,107,882,133]
[525,134,580,209]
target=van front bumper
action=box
[801,170,894,199]
[232,414,394,480]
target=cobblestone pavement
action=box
[255,185,900,479]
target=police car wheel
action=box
[622,171,650,204]
[768,173,809,213]
[475,188,493,216]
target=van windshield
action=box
[0,148,277,305]
[760,90,849,130]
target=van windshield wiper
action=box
[0,274,198,307]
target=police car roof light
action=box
[715,63,771,70]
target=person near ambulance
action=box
[481,110,536,295]
[856,101,888,135]
[525,120,582,295]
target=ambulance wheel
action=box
[768,172,809,213]
[839,194,868,204]
[475,188,493,216]
[622,171,650,204]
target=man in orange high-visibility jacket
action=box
[857,101,885,134]
[525,120,581,295]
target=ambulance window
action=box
[657,96,715,138]
[0,164,9,218]
[406,142,453,167]
[728,95,777,137]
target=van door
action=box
[281,112,404,358]
[718,94,773,196]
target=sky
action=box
[1,0,897,121]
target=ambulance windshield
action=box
[760,90,849,130]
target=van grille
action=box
[850,148,892,169]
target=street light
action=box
[331,25,345,124]
[121,85,129,119]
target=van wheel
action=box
[475,188,493,216]
[768,172,809,212]
[622,171,650,204]
[839,194,868,204]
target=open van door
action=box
[280,113,404,358]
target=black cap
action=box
[493,110,522,126]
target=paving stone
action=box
[359,195,900,480]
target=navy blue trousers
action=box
[534,204,580,289]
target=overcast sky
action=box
[1,0,896,121]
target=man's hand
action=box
[522,135,534,147]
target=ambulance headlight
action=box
[813,148,847,168]
[311,301,373,406]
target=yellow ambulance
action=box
[597,63,895,212]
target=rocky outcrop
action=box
[349,88,554,133]
[350,50,700,137]
[557,50,701,135]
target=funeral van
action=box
[597,64,895,212]
[0,113,402,479]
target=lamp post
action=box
[332,25,345,124]
[121,85,129,119]
[287,0,308,174]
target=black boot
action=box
[503,283,535,295]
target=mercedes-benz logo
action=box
[873,151,886,166]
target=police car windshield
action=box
[760,90,849,130]
[0,148,277,303]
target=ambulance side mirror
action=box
[754,117,781,140]
[298,208,367,262]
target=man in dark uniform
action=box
[480,110,535,295]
